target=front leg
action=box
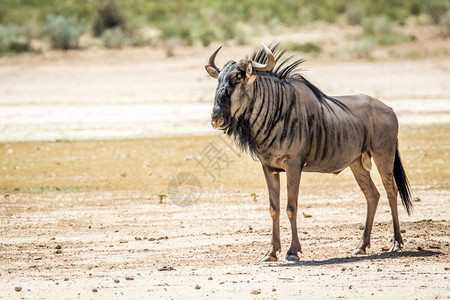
[260,165,281,262]
[285,161,302,262]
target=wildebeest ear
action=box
[246,63,256,84]
[205,65,219,79]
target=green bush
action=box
[101,27,125,48]
[346,3,365,25]
[0,25,30,54]
[282,41,323,55]
[93,0,126,37]
[45,15,84,50]
[424,0,449,24]
[441,12,450,38]
[363,15,411,46]
[348,38,375,59]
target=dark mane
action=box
[250,44,347,111]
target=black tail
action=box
[393,147,413,215]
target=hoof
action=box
[389,244,402,252]
[260,255,278,262]
[285,255,300,262]
[352,248,366,255]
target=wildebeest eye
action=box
[234,74,244,84]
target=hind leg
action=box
[350,158,380,255]
[372,152,403,252]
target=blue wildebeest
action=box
[205,44,413,262]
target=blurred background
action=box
[0,0,448,191]
[0,0,449,141]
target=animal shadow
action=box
[266,250,442,268]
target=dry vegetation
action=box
[1,123,448,197]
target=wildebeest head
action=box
[205,43,275,130]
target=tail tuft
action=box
[393,147,413,215]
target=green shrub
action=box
[199,27,218,47]
[45,15,84,50]
[348,38,375,59]
[363,15,411,46]
[101,27,125,48]
[93,0,126,37]
[282,41,323,55]
[235,22,254,45]
[0,25,30,54]
[441,12,450,38]
[373,15,396,36]
[424,0,449,24]
[346,3,365,25]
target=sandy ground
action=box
[0,41,449,298]
[1,190,449,299]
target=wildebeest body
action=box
[205,44,412,261]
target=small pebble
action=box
[251,289,261,295]
[14,286,22,292]
[114,279,120,283]
[125,276,134,281]
[195,284,201,290]
[64,278,69,281]
[377,268,382,272]
[208,277,213,280]
[55,245,62,250]
[444,267,449,271]
[92,288,98,293]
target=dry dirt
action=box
[1,35,450,298]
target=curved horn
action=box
[251,43,275,72]
[206,46,222,73]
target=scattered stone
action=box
[120,172,127,177]
[417,246,423,251]
[158,266,175,271]
[14,286,22,292]
[114,279,120,283]
[302,212,312,218]
[251,289,261,295]
[55,250,62,254]
[55,245,62,250]
[341,267,346,272]
[444,267,449,271]
[149,237,156,241]
[195,284,201,290]
[349,285,352,289]
[135,237,142,241]
[358,224,364,230]
[125,276,134,281]
[272,288,277,292]
[377,268,382,272]
[413,196,421,202]
[34,257,42,260]
[92,288,98,292]
[400,229,406,233]
[429,244,440,249]
[208,277,213,280]
[381,246,390,252]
